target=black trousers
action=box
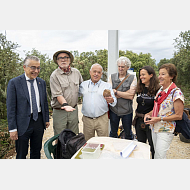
[135,117,155,159]
[15,112,44,159]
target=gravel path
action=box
[9,99,190,159]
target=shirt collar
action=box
[90,79,101,86]
[160,82,173,93]
[25,73,36,81]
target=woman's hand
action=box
[145,117,161,125]
[144,114,151,123]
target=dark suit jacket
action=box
[6,74,49,136]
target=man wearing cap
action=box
[50,50,83,136]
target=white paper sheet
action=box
[120,141,137,158]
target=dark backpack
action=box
[56,129,86,159]
[174,108,190,139]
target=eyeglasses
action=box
[57,56,70,60]
[27,66,41,71]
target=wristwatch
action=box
[115,91,117,95]
[160,116,164,123]
[62,103,68,107]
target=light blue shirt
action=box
[79,79,117,118]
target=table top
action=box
[72,137,150,159]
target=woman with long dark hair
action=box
[132,66,160,159]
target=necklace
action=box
[141,89,145,106]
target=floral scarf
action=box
[152,82,177,117]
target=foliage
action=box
[72,49,158,81]
[0,119,15,158]
[157,58,172,69]
[72,49,108,81]
[172,30,190,87]
[119,50,158,73]
[0,33,23,120]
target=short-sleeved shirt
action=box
[151,83,184,133]
[50,67,83,108]
[136,87,155,115]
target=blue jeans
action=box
[109,109,133,140]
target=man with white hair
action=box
[79,63,117,141]
[108,56,137,140]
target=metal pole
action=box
[108,30,119,81]
[108,30,119,133]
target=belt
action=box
[53,104,77,110]
[85,113,106,119]
[30,112,42,117]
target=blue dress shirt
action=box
[79,79,117,118]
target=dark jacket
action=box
[6,74,49,136]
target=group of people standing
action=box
[6,49,184,159]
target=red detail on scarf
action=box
[152,83,177,117]
[59,65,71,73]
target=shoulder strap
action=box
[115,74,130,90]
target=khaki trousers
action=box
[53,106,79,135]
[82,113,109,141]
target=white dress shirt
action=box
[79,79,117,118]
[25,73,41,113]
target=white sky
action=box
[1,1,189,64]
[0,30,187,64]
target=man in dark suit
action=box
[6,56,50,159]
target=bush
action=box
[0,119,15,159]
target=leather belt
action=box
[54,104,77,110]
[85,113,106,119]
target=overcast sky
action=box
[0,30,186,64]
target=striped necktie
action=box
[28,79,38,121]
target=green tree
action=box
[173,30,190,87]
[157,58,172,69]
[95,49,108,81]
[0,33,22,119]
[72,51,97,81]
[119,50,157,73]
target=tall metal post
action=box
[108,30,119,133]
[108,30,119,81]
